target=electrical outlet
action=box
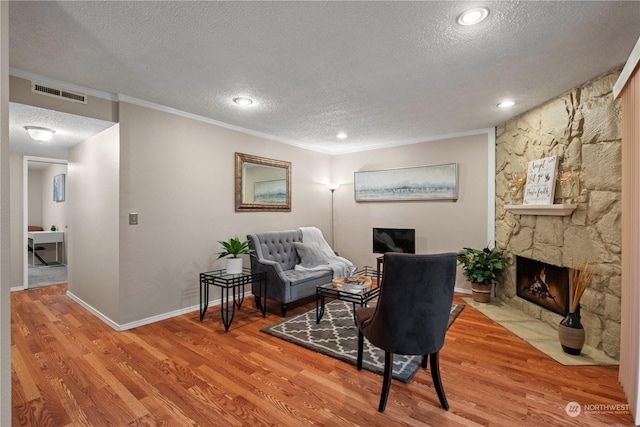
[129,213,138,225]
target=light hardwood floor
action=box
[11,284,633,426]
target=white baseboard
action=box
[66,291,122,330]
[66,290,250,331]
[10,286,26,292]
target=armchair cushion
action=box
[293,242,328,268]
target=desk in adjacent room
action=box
[28,231,65,266]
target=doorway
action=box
[23,156,68,289]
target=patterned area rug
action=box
[261,299,464,383]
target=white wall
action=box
[27,168,42,226]
[67,124,120,322]
[39,163,67,232]
[25,163,68,264]
[115,102,333,325]
[332,132,491,291]
[9,156,68,287]
[9,153,23,287]
[66,102,490,328]
[0,2,11,423]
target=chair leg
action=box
[378,351,393,412]
[281,303,287,317]
[429,352,449,410]
[357,330,364,370]
[421,355,427,369]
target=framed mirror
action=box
[235,152,291,212]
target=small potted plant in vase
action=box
[457,246,506,303]
[217,236,254,275]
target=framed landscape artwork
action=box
[354,163,458,202]
[254,179,287,204]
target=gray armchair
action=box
[355,252,457,412]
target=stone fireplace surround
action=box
[495,68,622,360]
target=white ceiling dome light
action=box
[336,132,347,140]
[232,97,254,106]
[24,126,55,142]
[497,100,515,108]
[457,7,489,26]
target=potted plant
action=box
[457,246,506,303]
[217,236,254,275]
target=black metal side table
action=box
[199,268,267,331]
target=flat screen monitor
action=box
[373,228,416,254]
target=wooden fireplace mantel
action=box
[504,204,577,216]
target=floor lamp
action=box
[326,183,340,248]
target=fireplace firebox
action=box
[516,256,569,316]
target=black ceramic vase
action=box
[558,306,585,355]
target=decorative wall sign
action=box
[354,163,457,202]
[523,156,558,205]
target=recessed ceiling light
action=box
[497,100,515,108]
[457,7,489,26]
[24,126,55,142]
[232,97,254,106]
[336,132,347,140]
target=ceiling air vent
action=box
[31,82,87,104]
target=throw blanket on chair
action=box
[295,226,355,278]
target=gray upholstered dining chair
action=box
[355,252,457,412]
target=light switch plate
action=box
[129,213,138,225]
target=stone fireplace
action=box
[516,256,569,316]
[495,68,622,359]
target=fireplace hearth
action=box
[516,256,569,316]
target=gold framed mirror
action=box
[235,152,291,212]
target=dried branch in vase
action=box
[569,261,593,313]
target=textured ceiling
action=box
[10,103,115,159]
[8,1,640,156]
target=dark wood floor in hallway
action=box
[11,284,634,426]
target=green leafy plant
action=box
[456,246,506,285]
[217,237,254,259]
